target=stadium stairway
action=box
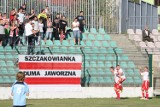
[0,28,142,87]
[109,34,148,67]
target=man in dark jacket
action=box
[142,26,153,42]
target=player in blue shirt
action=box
[11,72,29,107]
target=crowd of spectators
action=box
[0,4,85,53]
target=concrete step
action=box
[110,34,148,66]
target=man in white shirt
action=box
[17,8,25,23]
[72,18,80,45]
[25,19,35,55]
[139,66,150,100]
[115,65,126,84]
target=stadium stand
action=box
[0,28,142,87]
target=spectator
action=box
[72,18,80,45]
[0,19,5,46]
[20,4,26,14]
[17,8,25,23]
[38,9,47,35]
[38,19,44,40]
[17,8,25,37]
[32,16,39,45]
[9,21,19,48]
[59,16,68,36]
[10,8,17,21]
[142,26,153,42]
[29,8,36,20]
[45,6,51,15]
[52,18,59,40]
[76,11,85,33]
[59,30,65,44]
[25,19,35,55]
[45,17,53,42]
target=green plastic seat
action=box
[104,34,111,40]
[5,46,13,51]
[97,77,105,83]
[86,41,93,47]
[0,68,8,74]
[90,55,98,60]
[98,55,106,61]
[59,47,68,53]
[105,69,113,76]
[104,77,112,83]
[97,61,105,67]
[102,41,110,47]
[107,48,114,54]
[90,61,97,67]
[0,46,5,52]
[85,61,90,67]
[0,54,5,59]
[126,69,134,76]
[120,62,128,68]
[0,61,6,67]
[128,62,136,68]
[90,28,97,34]
[94,41,101,47]
[97,69,105,75]
[82,33,87,40]
[126,77,134,84]
[10,76,16,82]
[5,54,14,59]
[99,48,107,53]
[85,55,90,60]
[134,76,142,84]
[106,55,115,61]
[41,40,45,46]
[105,62,113,67]
[98,28,106,34]
[8,68,16,74]
[6,61,14,67]
[90,77,99,83]
[3,76,11,83]
[115,48,123,54]
[92,48,99,53]
[80,41,85,46]
[46,40,53,46]
[62,41,70,46]
[96,34,103,40]
[110,41,117,48]
[88,34,95,40]
[54,40,61,46]
[120,55,129,60]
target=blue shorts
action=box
[73,30,80,38]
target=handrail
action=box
[113,48,118,66]
[80,47,86,86]
[145,49,149,57]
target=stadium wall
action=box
[0,87,153,99]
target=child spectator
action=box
[38,19,44,40]
[45,17,53,42]
[0,19,6,46]
[11,72,29,107]
[59,30,65,44]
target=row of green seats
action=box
[41,40,117,47]
[84,61,136,68]
[85,55,129,61]
[82,34,111,40]
[0,61,15,67]
[0,68,18,75]
[0,76,16,83]
[87,76,141,85]
[89,28,107,34]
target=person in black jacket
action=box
[142,26,153,42]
